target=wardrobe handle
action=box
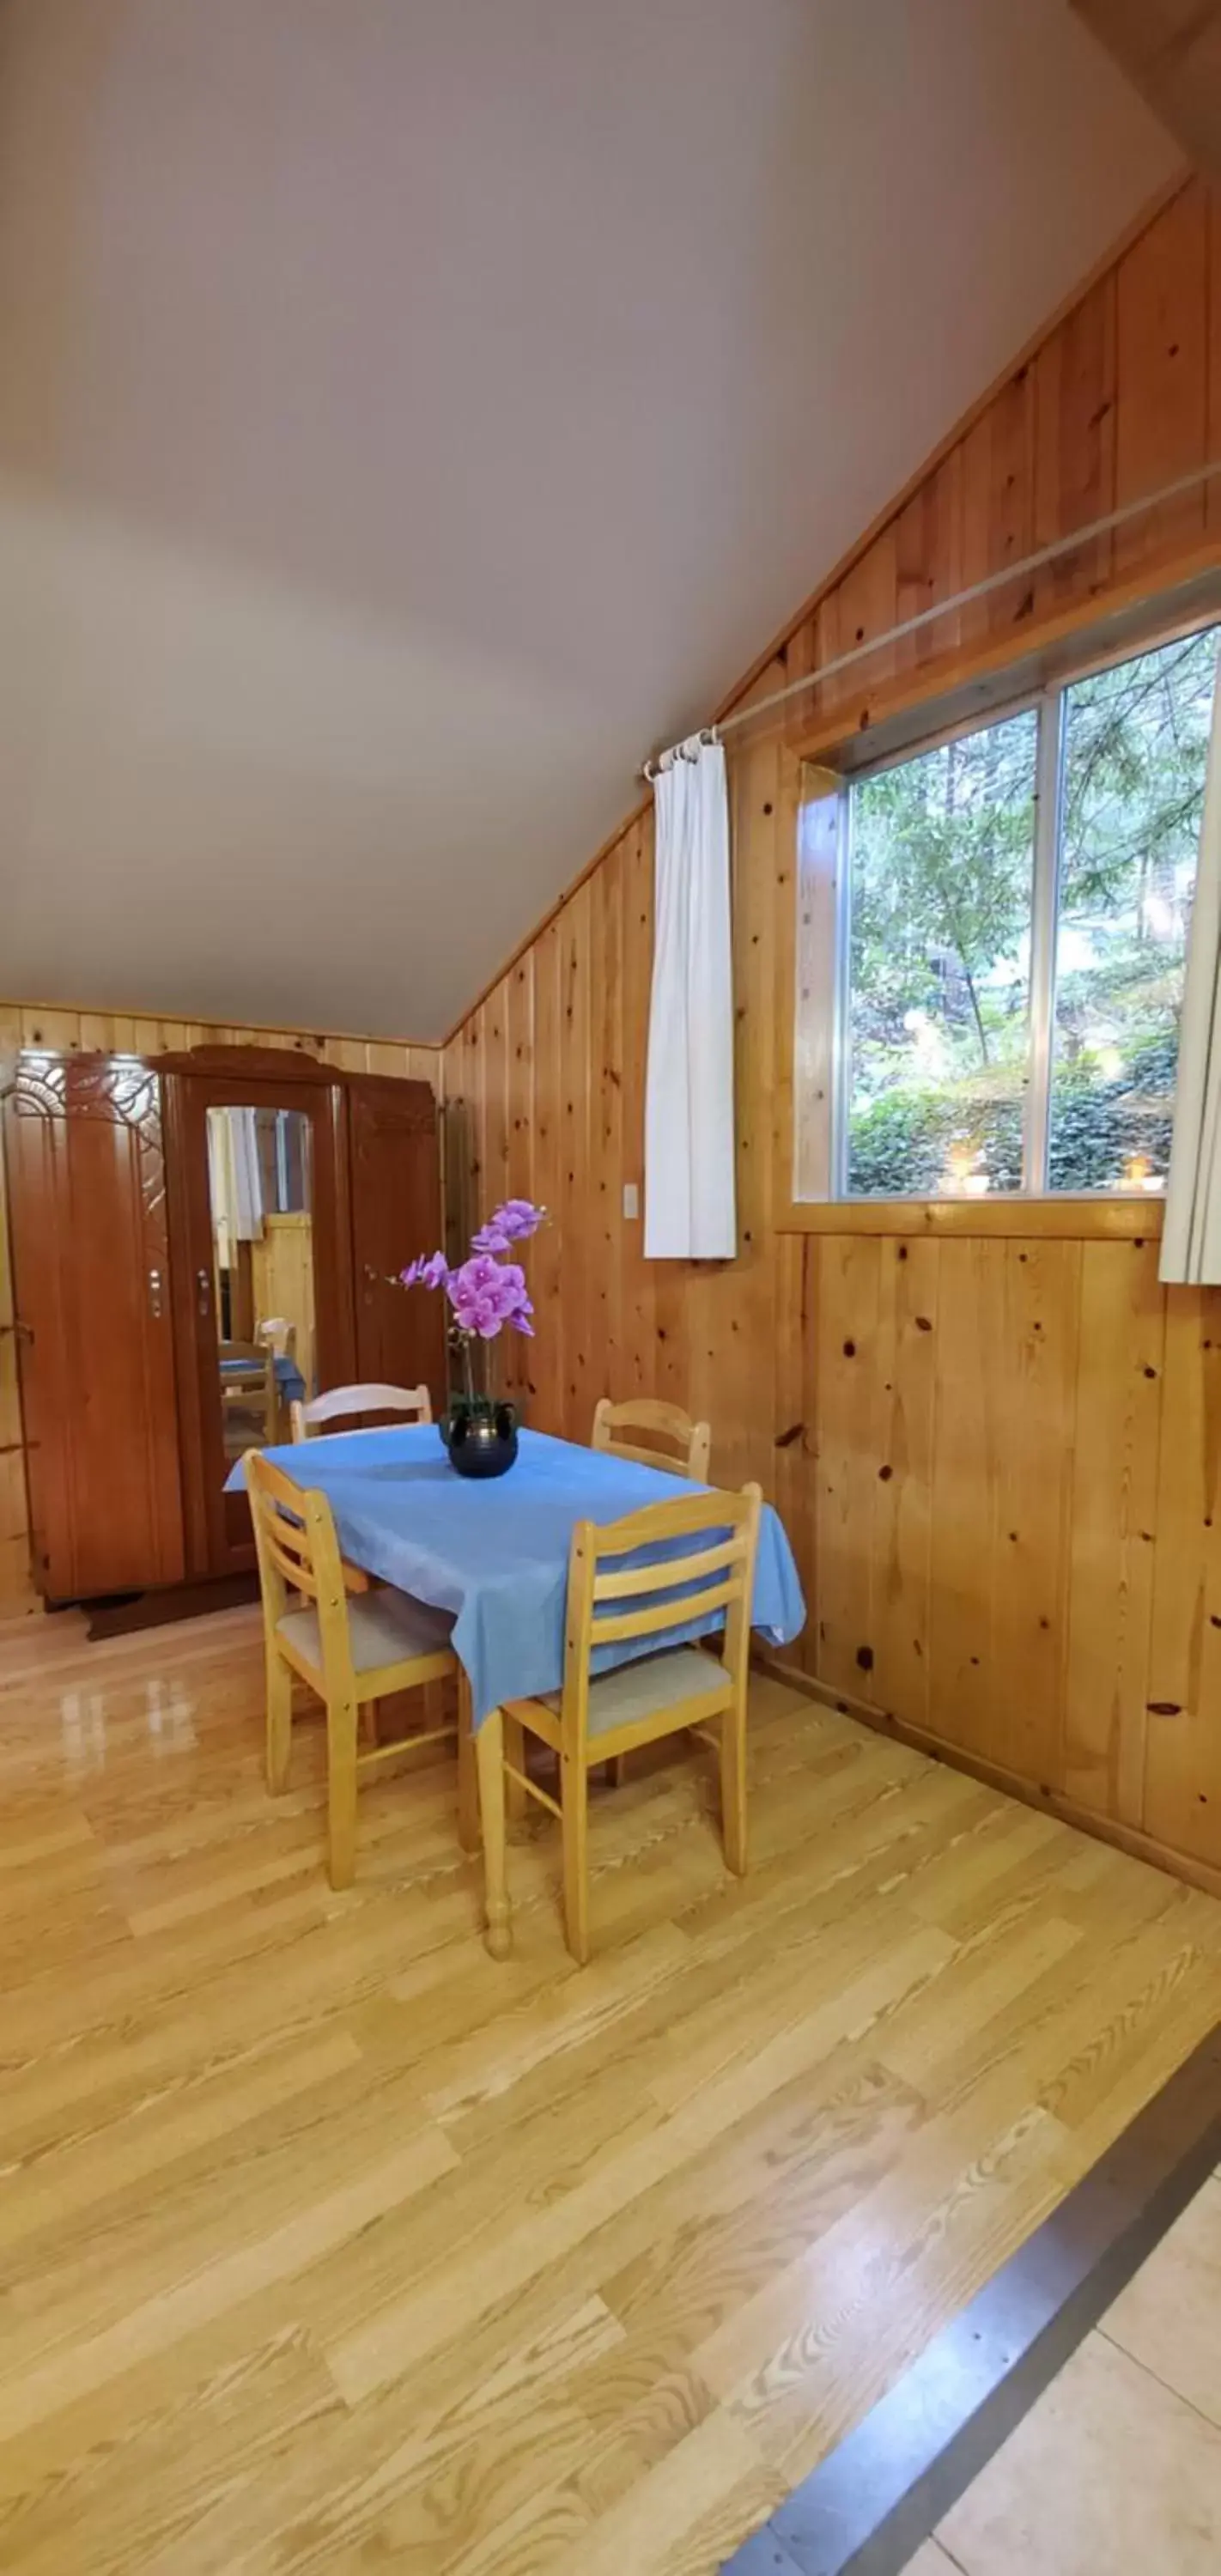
[196,1267,211,1317]
[149,1267,163,1321]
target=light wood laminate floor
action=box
[2,1603,1221,2575]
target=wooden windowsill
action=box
[775,1195,1165,1240]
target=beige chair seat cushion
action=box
[278,1588,454,1677]
[543,1643,730,1740]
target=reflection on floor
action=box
[3,1603,1221,2574]
[902,2172,1221,2574]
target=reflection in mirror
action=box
[205,1107,316,1461]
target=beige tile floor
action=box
[902,2170,1221,2576]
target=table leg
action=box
[475,1705,512,1959]
[456,1670,479,1856]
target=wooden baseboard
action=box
[85,1572,260,1638]
[756,1651,1221,1905]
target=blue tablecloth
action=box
[227,1425,805,1725]
[220,1353,307,1407]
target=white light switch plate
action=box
[623,1182,640,1219]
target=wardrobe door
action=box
[3,1055,185,1601]
[165,1066,355,1578]
[349,1078,446,1404]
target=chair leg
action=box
[504,1714,527,1824]
[720,1698,748,1878]
[326,1695,360,1891]
[360,1700,380,1750]
[456,1670,479,1856]
[265,1645,292,1794]
[475,1706,512,1959]
[561,1750,590,1965]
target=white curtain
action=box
[207,1107,264,1267]
[1162,651,1221,1285]
[643,735,737,1260]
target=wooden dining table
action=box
[227,1423,805,1953]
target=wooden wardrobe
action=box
[4,1045,444,1604]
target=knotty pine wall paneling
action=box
[0,1001,439,1613]
[443,178,1221,1893]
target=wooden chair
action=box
[246,1449,473,1886]
[257,1315,297,1361]
[290,1382,433,1442]
[591,1395,712,1484]
[219,1338,277,1453]
[500,1483,762,1962]
[253,1321,295,1439]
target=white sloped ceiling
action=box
[0,0,1177,1037]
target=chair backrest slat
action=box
[592,1577,739,1649]
[590,1395,712,1485]
[592,1437,688,1473]
[592,1534,745,1601]
[585,1490,735,1552]
[264,1524,319,1595]
[250,1449,316,1518]
[291,1382,433,1441]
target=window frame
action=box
[786,604,1218,1236]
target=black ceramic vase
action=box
[441,1400,519,1479]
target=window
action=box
[802,620,1218,1203]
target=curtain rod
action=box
[641,459,1221,775]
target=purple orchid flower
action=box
[446,1252,535,1340]
[490,1198,546,1242]
[447,1252,501,1303]
[399,1249,450,1291]
[397,1201,541,1422]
